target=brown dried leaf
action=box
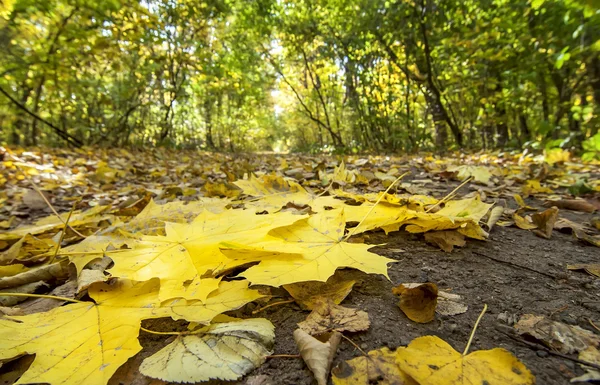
[0,260,70,290]
[531,207,559,239]
[298,298,370,335]
[392,282,438,323]
[513,213,538,230]
[331,347,418,385]
[283,273,356,310]
[515,314,600,354]
[294,329,341,385]
[424,231,466,252]
[543,199,596,213]
[574,229,600,248]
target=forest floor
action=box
[1,147,599,385]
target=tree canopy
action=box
[1,0,600,156]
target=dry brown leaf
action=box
[424,230,466,252]
[283,273,356,310]
[294,329,341,385]
[18,281,78,315]
[568,264,600,278]
[298,298,369,335]
[554,218,591,234]
[543,199,596,213]
[437,290,468,316]
[573,229,600,248]
[531,206,559,239]
[515,314,600,354]
[392,282,438,323]
[0,234,56,265]
[0,260,70,290]
[331,347,418,385]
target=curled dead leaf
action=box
[294,329,341,385]
[531,206,558,239]
[283,273,356,310]
[543,199,596,213]
[392,282,438,323]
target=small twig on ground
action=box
[340,333,367,356]
[252,299,295,314]
[267,354,301,359]
[495,323,600,371]
[588,318,600,333]
[472,251,555,279]
[426,176,473,213]
[549,305,568,318]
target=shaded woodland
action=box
[1,0,600,156]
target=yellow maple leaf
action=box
[220,209,394,287]
[395,336,534,385]
[67,209,304,301]
[0,279,261,385]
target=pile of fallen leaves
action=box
[0,146,599,385]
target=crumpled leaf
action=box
[283,272,356,310]
[396,335,535,385]
[514,314,600,354]
[437,290,468,316]
[424,230,466,252]
[0,260,70,290]
[571,346,600,383]
[0,279,262,385]
[298,298,370,334]
[0,281,48,306]
[140,315,274,383]
[294,329,341,385]
[531,206,558,239]
[392,282,438,323]
[0,233,56,265]
[573,229,600,247]
[332,347,418,385]
[485,205,505,231]
[448,165,493,184]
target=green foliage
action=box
[0,0,599,153]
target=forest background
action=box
[1,0,600,157]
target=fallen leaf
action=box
[485,205,504,231]
[554,218,591,234]
[513,212,538,230]
[0,279,262,385]
[513,194,536,210]
[0,281,48,306]
[543,199,596,213]
[573,229,600,247]
[515,314,600,354]
[567,264,600,278]
[294,329,341,385]
[392,282,438,323]
[331,347,418,385]
[298,298,370,334]
[396,335,535,385]
[0,233,56,265]
[283,272,356,310]
[437,290,468,316]
[0,260,70,290]
[140,316,274,382]
[22,189,47,210]
[570,346,600,383]
[531,206,559,239]
[424,230,466,252]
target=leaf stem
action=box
[252,299,295,314]
[426,176,473,213]
[267,354,301,359]
[463,303,487,355]
[49,200,79,264]
[0,292,86,304]
[343,171,409,241]
[340,333,368,356]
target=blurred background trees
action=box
[1,0,599,157]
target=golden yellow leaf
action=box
[396,336,535,385]
[283,272,356,310]
[140,315,274,382]
[522,180,553,196]
[485,205,505,231]
[392,282,438,323]
[68,209,304,301]
[513,212,537,230]
[447,165,493,184]
[513,194,535,210]
[573,229,600,247]
[203,181,241,198]
[0,279,261,385]
[0,233,56,265]
[331,347,418,385]
[221,209,394,287]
